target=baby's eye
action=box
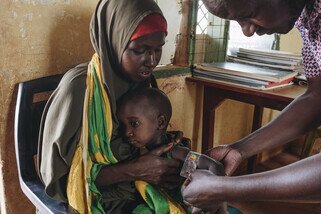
[130,121,140,128]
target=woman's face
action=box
[203,0,305,37]
[121,32,166,82]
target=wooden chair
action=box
[14,74,77,213]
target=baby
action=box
[117,87,228,214]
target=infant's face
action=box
[118,100,161,148]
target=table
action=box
[186,76,306,172]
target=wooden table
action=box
[186,76,306,172]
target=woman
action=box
[37,0,183,213]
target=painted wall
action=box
[1,0,99,213]
[280,28,303,53]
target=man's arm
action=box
[208,76,321,176]
[182,153,321,209]
[233,76,321,159]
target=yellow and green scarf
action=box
[134,180,186,214]
[66,53,186,214]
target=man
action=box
[182,0,321,210]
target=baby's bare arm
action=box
[170,146,225,176]
[170,145,190,162]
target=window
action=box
[194,1,228,63]
[192,0,279,64]
[228,21,277,55]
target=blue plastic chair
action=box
[14,74,77,213]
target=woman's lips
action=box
[140,70,151,78]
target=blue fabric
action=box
[228,206,243,214]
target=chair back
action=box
[14,74,76,213]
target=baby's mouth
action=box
[129,139,137,145]
[128,139,143,148]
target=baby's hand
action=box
[167,130,191,148]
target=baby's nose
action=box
[126,131,134,138]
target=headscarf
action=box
[89,0,165,135]
[38,0,165,208]
[130,13,168,41]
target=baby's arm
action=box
[170,146,225,176]
[171,146,227,213]
[170,145,190,162]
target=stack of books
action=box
[193,62,299,90]
[227,48,303,71]
[193,48,302,90]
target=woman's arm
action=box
[182,153,321,209]
[96,143,181,189]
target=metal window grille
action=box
[191,0,229,64]
[189,0,279,65]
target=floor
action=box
[227,152,321,214]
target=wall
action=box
[157,75,203,151]
[1,0,97,213]
[280,28,303,53]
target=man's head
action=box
[202,0,307,36]
[117,88,172,148]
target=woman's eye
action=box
[130,121,140,127]
[133,49,145,55]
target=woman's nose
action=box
[145,50,156,67]
[238,21,257,37]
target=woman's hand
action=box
[96,143,181,188]
[206,145,243,176]
[132,143,182,189]
[181,170,224,210]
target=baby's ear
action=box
[157,114,167,130]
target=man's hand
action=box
[206,145,242,176]
[181,170,225,210]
